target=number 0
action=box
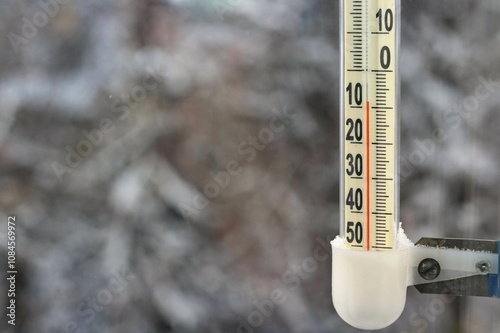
[380,46,391,69]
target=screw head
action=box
[418,258,441,280]
[476,260,491,274]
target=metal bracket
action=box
[408,238,500,297]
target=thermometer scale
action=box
[341,0,399,251]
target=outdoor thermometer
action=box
[331,0,500,330]
[340,0,398,251]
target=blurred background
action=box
[0,0,499,332]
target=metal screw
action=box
[418,258,441,280]
[476,260,491,274]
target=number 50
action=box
[346,221,363,243]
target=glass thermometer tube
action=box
[340,0,400,251]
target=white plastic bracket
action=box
[331,236,499,330]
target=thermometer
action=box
[340,0,399,251]
[332,0,499,330]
